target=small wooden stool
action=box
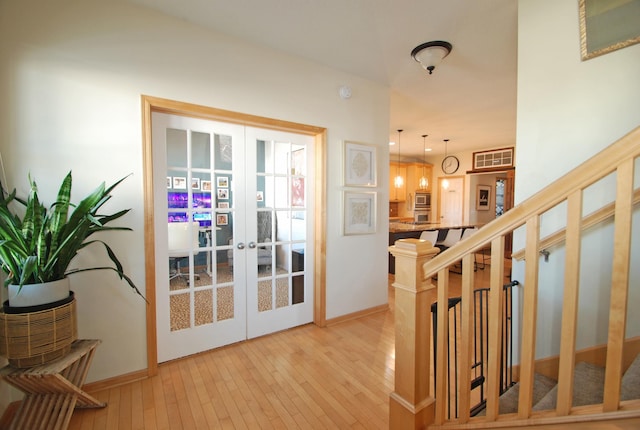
[0,339,106,430]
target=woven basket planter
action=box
[0,292,78,368]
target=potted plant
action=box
[0,171,144,367]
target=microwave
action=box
[415,192,431,209]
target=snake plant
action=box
[0,172,144,299]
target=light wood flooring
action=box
[64,258,640,429]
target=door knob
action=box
[248,242,257,249]
[237,242,245,250]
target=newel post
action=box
[388,238,440,429]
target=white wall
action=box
[515,0,640,359]
[0,0,390,407]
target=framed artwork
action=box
[472,147,514,171]
[191,178,200,190]
[217,176,229,188]
[217,189,229,200]
[476,185,491,211]
[216,213,228,226]
[579,0,640,60]
[166,177,172,189]
[172,176,187,190]
[201,180,212,192]
[256,191,264,202]
[343,191,376,235]
[218,202,229,209]
[344,141,377,187]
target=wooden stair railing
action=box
[388,126,640,429]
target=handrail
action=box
[422,126,640,276]
[511,188,640,261]
[389,125,640,429]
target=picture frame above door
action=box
[472,147,514,172]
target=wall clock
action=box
[442,155,460,174]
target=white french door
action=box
[152,112,314,363]
[439,177,464,225]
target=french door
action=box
[152,112,314,362]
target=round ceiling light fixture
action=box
[411,40,453,75]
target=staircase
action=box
[388,126,640,429]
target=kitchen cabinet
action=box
[389,162,432,216]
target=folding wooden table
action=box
[0,339,106,430]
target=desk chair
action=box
[168,221,200,283]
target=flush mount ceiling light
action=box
[411,40,453,75]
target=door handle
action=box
[237,242,245,250]
[248,242,257,249]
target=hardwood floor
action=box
[70,302,395,429]
[62,258,640,429]
[66,258,506,429]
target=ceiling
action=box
[128,0,518,160]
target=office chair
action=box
[168,221,201,283]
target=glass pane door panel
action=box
[258,280,272,312]
[191,132,211,169]
[194,289,213,326]
[274,177,288,207]
[274,140,290,175]
[275,277,289,309]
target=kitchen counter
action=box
[389,221,476,233]
[388,223,479,274]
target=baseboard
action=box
[512,335,640,381]
[325,304,389,327]
[82,368,149,393]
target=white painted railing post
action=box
[388,238,440,429]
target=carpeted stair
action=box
[480,353,640,415]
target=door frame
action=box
[141,95,327,375]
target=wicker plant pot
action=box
[0,292,78,368]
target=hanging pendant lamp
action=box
[394,129,404,190]
[419,134,429,190]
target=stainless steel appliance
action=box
[414,209,430,223]
[414,192,431,223]
[414,192,431,209]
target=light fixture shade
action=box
[411,40,453,74]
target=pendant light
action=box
[394,130,404,192]
[442,139,450,190]
[419,134,429,190]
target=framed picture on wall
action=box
[344,141,377,187]
[191,178,200,190]
[172,176,187,189]
[579,0,640,60]
[216,213,228,226]
[201,180,212,192]
[217,176,229,188]
[217,188,229,200]
[343,191,376,235]
[476,185,491,211]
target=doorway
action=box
[142,96,327,371]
